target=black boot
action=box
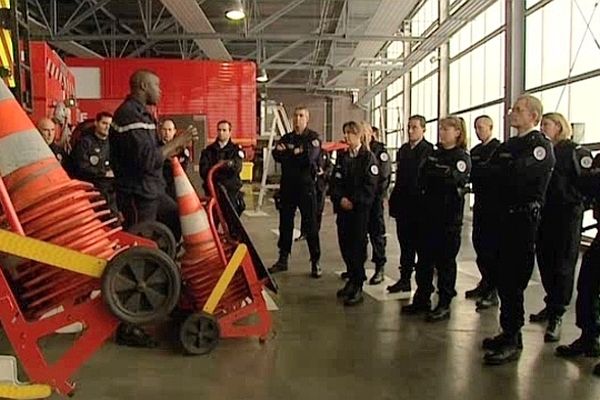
[401,300,431,315]
[484,342,522,365]
[310,261,322,279]
[269,254,288,273]
[369,265,385,285]
[529,307,548,323]
[336,281,353,298]
[544,315,562,343]
[387,277,411,299]
[482,332,523,351]
[556,335,600,358]
[476,289,499,310]
[115,324,158,348]
[425,302,451,322]
[343,283,364,306]
[465,280,486,299]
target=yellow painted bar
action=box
[0,230,106,278]
[0,383,52,399]
[203,244,247,314]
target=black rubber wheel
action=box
[102,247,181,325]
[179,312,220,355]
[128,221,177,260]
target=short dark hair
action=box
[408,115,426,128]
[161,118,176,128]
[96,111,113,122]
[217,120,232,129]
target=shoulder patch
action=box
[581,156,593,169]
[379,152,389,162]
[312,139,320,148]
[533,146,547,161]
[238,150,245,159]
[370,164,379,176]
[456,160,467,173]
[89,155,100,166]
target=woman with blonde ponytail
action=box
[402,115,471,322]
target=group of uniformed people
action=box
[268,96,600,375]
[37,69,246,347]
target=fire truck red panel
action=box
[65,57,257,148]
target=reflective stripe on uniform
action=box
[0,129,55,176]
[181,209,210,236]
[111,122,156,133]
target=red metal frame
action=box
[179,161,272,342]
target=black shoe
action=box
[310,261,322,279]
[401,302,431,315]
[269,255,288,274]
[294,234,306,242]
[425,304,451,322]
[336,281,353,298]
[340,271,349,280]
[594,363,600,377]
[484,343,522,365]
[482,332,523,351]
[529,307,548,323]
[544,316,562,343]
[343,285,364,306]
[387,278,411,294]
[369,267,385,285]
[465,281,486,299]
[476,289,499,310]
[556,336,600,358]
[115,324,158,348]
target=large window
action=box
[411,0,439,37]
[526,0,600,143]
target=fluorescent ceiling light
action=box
[225,0,246,20]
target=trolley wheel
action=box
[128,221,177,260]
[179,312,220,355]
[102,247,181,325]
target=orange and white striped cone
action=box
[171,157,220,264]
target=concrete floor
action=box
[5,201,600,399]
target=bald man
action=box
[37,117,67,164]
[159,119,190,200]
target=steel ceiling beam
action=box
[159,0,231,61]
[58,0,112,35]
[32,32,424,42]
[266,51,316,85]
[267,63,404,72]
[249,0,307,34]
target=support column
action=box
[438,0,450,118]
[402,22,412,144]
[504,0,525,139]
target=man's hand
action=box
[340,197,353,211]
[105,169,114,178]
[276,143,286,151]
[293,147,304,155]
[162,125,198,158]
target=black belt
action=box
[507,201,541,214]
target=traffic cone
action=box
[0,79,120,317]
[171,157,220,263]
